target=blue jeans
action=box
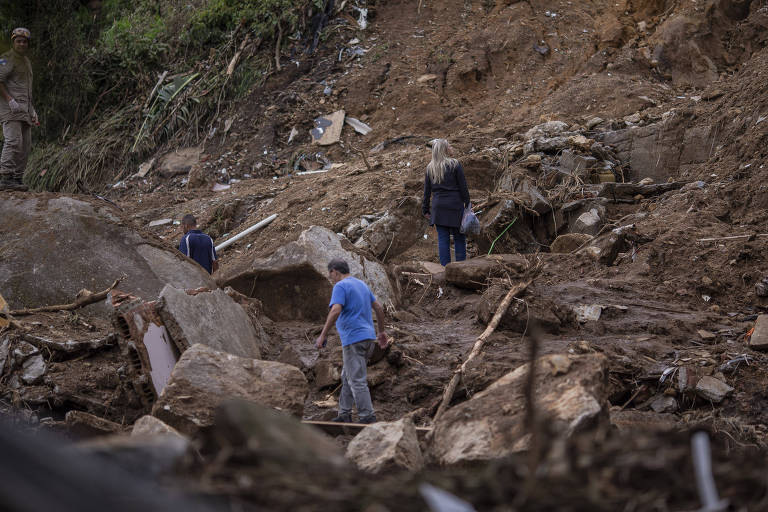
[339,340,374,420]
[436,225,466,266]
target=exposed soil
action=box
[5,0,768,510]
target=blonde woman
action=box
[422,139,470,266]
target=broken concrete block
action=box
[748,315,768,350]
[346,417,424,473]
[310,110,345,145]
[224,226,394,321]
[573,209,604,236]
[550,233,593,253]
[152,344,308,435]
[429,354,607,465]
[21,354,46,384]
[131,415,186,439]
[157,285,261,360]
[695,376,733,403]
[65,411,125,438]
[444,255,528,290]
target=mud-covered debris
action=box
[0,294,9,329]
[21,333,116,354]
[152,344,308,435]
[718,354,753,374]
[650,395,679,413]
[579,224,636,265]
[573,208,604,236]
[0,336,10,374]
[695,376,733,403]
[610,409,678,431]
[748,315,768,350]
[444,255,527,290]
[345,117,372,135]
[310,110,345,145]
[148,218,173,227]
[697,329,716,341]
[417,74,438,83]
[755,277,768,298]
[346,417,424,473]
[574,304,602,322]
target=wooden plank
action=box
[310,110,345,146]
[302,420,433,437]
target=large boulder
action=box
[429,353,608,465]
[445,255,528,290]
[0,196,214,309]
[346,417,424,473]
[152,344,308,435]
[477,284,573,334]
[355,197,429,259]
[223,226,394,321]
[157,285,261,359]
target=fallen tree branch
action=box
[10,279,120,316]
[433,279,531,423]
[21,333,117,353]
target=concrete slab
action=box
[310,110,345,145]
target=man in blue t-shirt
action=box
[178,214,218,274]
[316,258,388,424]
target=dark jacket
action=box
[422,161,470,228]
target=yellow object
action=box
[597,172,616,183]
[0,293,9,328]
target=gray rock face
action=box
[550,233,593,253]
[429,354,607,465]
[71,434,190,478]
[558,150,597,177]
[650,395,679,414]
[21,354,45,384]
[346,417,424,473]
[224,226,394,321]
[152,344,308,435]
[748,315,768,350]
[573,208,604,236]
[444,255,528,290]
[158,285,261,360]
[355,197,429,259]
[695,376,733,403]
[0,196,214,310]
[131,415,186,440]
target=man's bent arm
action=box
[316,303,342,348]
[0,83,11,102]
[372,301,389,348]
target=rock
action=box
[681,180,707,192]
[313,358,342,388]
[148,218,173,227]
[357,197,429,259]
[71,434,190,478]
[650,395,679,413]
[572,208,604,236]
[276,345,304,370]
[444,255,528,290]
[477,285,570,334]
[695,376,733,403]
[157,146,201,178]
[521,181,552,214]
[21,354,46,384]
[524,121,569,139]
[209,400,348,469]
[756,278,768,298]
[550,233,593,253]
[0,335,10,374]
[574,304,602,323]
[749,315,768,350]
[310,110,345,145]
[346,417,424,473]
[697,329,716,341]
[532,136,570,154]
[597,13,624,47]
[585,117,604,129]
[417,74,438,83]
[157,285,261,360]
[131,415,186,439]
[578,224,635,265]
[429,354,607,465]
[558,150,596,177]
[0,196,214,310]
[224,226,394,321]
[520,154,542,169]
[65,411,125,438]
[638,177,655,185]
[152,344,308,435]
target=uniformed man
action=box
[0,28,37,191]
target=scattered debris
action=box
[310,110,345,145]
[345,116,373,135]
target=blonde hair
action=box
[426,138,459,184]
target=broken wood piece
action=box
[433,280,531,423]
[227,33,251,76]
[21,333,116,354]
[696,234,768,243]
[303,420,433,438]
[10,279,121,316]
[215,214,278,252]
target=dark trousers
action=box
[436,225,466,266]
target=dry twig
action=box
[10,279,120,317]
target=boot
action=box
[331,412,352,423]
[0,178,27,191]
[358,414,377,424]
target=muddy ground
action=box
[4,0,768,510]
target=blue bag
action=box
[460,203,481,235]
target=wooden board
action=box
[302,420,433,437]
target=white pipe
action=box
[215,214,278,252]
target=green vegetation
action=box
[0,0,323,191]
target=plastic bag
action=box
[460,203,481,235]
